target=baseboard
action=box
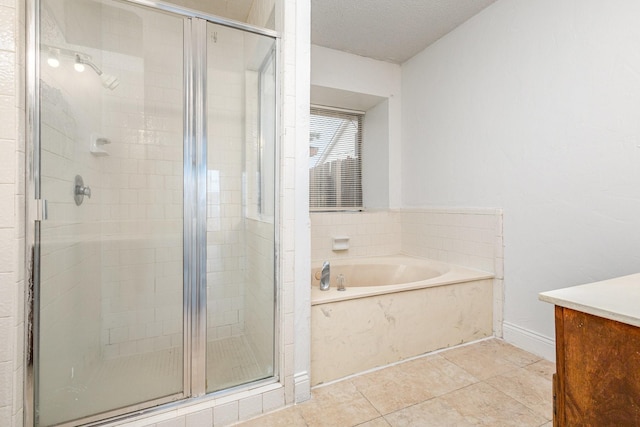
[294,371,311,403]
[503,322,555,361]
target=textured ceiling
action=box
[311,0,498,64]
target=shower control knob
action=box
[74,175,91,206]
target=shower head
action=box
[43,45,122,90]
[75,54,120,90]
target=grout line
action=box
[488,366,554,422]
[480,379,549,422]
[375,394,441,423]
[353,389,383,422]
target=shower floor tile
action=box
[238,338,554,427]
[207,335,266,392]
[38,346,183,426]
[38,335,262,425]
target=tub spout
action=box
[320,261,330,291]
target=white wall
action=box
[401,0,640,357]
[311,45,402,208]
[362,100,389,208]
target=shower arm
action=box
[75,54,103,76]
[43,44,104,75]
[43,44,120,90]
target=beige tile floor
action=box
[237,339,554,427]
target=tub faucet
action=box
[320,261,330,291]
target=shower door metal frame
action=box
[24,0,40,425]
[25,0,281,425]
[190,16,208,397]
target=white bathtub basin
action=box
[310,255,492,305]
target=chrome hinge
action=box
[33,199,48,221]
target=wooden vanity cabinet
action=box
[553,305,640,426]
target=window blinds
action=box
[309,107,363,210]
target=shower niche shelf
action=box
[90,133,110,156]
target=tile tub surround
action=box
[310,211,401,261]
[310,257,494,385]
[238,339,554,426]
[310,208,503,274]
[310,208,505,336]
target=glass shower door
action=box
[205,22,277,393]
[36,1,185,424]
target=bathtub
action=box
[310,255,494,385]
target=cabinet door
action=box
[558,307,640,426]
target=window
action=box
[309,107,363,210]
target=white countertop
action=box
[539,273,640,328]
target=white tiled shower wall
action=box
[40,2,186,360]
[244,218,275,375]
[242,41,277,373]
[39,1,269,360]
[206,23,248,342]
[114,0,307,424]
[37,0,186,364]
[98,6,185,359]
[41,0,276,360]
[204,20,278,355]
[38,78,104,389]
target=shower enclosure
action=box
[26,1,279,425]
